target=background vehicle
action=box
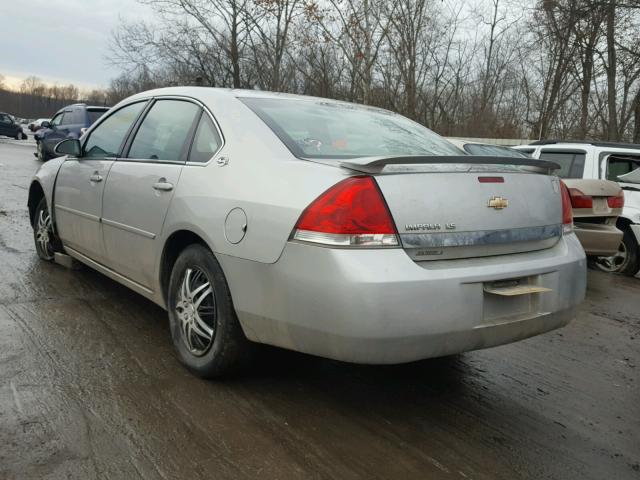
[446,139,532,158]
[515,141,640,276]
[449,140,624,259]
[34,104,109,161]
[28,118,50,132]
[28,88,586,377]
[0,112,27,139]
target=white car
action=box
[514,141,640,276]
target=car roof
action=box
[121,86,394,114]
[530,139,640,150]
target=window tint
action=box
[87,109,107,125]
[128,100,200,162]
[240,97,461,159]
[84,101,146,158]
[188,114,222,163]
[539,151,586,178]
[0,114,11,123]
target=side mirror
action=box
[40,121,51,129]
[55,138,81,157]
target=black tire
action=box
[37,141,48,161]
[167,244,252,378]
[15,130,22,140]
[32,198,61,261]
[619,229,640,276]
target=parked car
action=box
[446,139,532,158]
[450,139,625,259]
[28,88,586,377]
[0,112,27,139]
[28,118,50,132]
[514,141,639,276]
[34,104,109,161]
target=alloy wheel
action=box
[175,267,216,356]
[35,208,54,260]
[595,241,628,273]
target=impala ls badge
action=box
[488,196,509,209]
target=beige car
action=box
[563,179,624,256]
[447,139,624,257]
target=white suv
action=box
[514,141,640,276]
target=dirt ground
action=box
[0,139,638,480]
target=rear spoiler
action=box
[339,155,561,174]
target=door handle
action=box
[153,181,174,191]
[90,173,103,183]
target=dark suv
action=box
[0,112,26,140]
[35,103,109,161]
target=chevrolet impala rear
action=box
[225,96,587,364]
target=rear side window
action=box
[188,114,222,163]
[87,109,108,125]
[539,151,585,178]
[128,100,200,162]
[64,109,85,125]
[84,101,146,158]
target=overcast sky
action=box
[0,0,152,90]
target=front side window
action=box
[59,111,74,125]
[0,114,11,123]
[240,97,462,159]
[539,151,585,178]
[188,114,222,163]
[50,113,64,127]
[83,101,146,158]
[606,155,640,183]
[128,100,200,162]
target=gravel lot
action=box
[0,139,638,480]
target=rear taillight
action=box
[560,180,573,235]
[293,176,399,247]
[607,190,624,209]
[568,188,593,209]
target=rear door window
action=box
[83,101,146,158]
[127,100,200,162]
[539,150,586,178]
[188,114,222,163]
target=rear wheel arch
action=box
[160,230,217,305]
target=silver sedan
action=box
[28,88,586,377]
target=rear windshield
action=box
[87,109,108,125]
[240,97,462,159]
[464,143,530,158]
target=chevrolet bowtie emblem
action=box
[488,196,509,209]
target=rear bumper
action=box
[220,234,586,364]
[574,221,623,256]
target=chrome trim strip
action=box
[401,224,562,248]
[55,204,100,222]
[102,218,156,239]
